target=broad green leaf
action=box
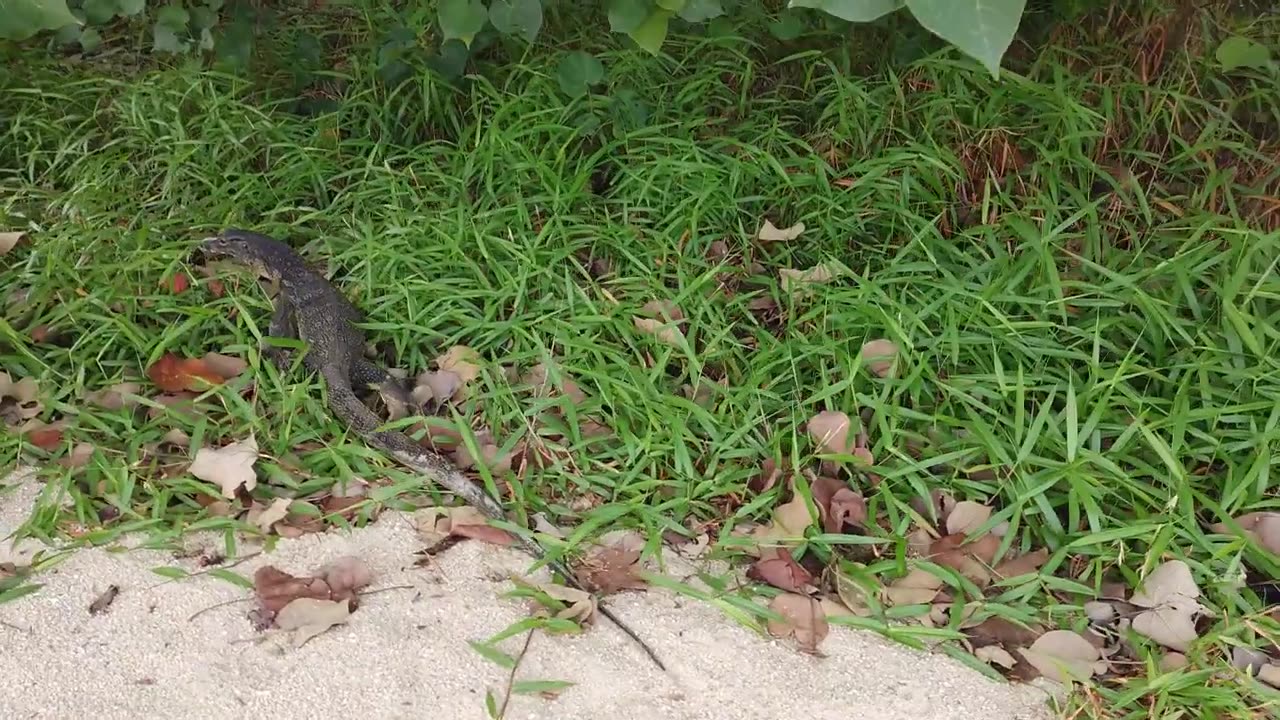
[79,24,101,50]
[117,0,144,14]
[190,5,217,30]
[488,0,541,43]
[789,0,902,22]
[904,0,1026,78]
[53,21,81,44]
[0,0,78,40]
[152,21,188,52]
[655,0,684,10]
[628,9,671,55]
[556,50,604,97]
[155,4,189,30]
[427,38,470,80]
[678,0,722,22]
[81,0,118,24]
[215,12,254,68]
[438,0,488,47]
[1215,36,1271,71]
[768,12,805,40]
[607,0,651,33]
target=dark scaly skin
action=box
[200,228,665,671]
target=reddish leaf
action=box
[26,425,63,450]
[206,279,225,297]
[146,353,226,392]
[29,325,52,343]
[747,547,814,592]
[166,273,190,294]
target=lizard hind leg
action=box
[350,357,414,415]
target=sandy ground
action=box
[1,468,1054,720]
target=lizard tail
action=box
[319,367,509,522]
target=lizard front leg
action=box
[263,297,298,372]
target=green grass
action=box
[2,3,1279,717]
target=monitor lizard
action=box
[199,228,665,671]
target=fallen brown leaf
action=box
[806,410,852,455]
[779,263,841,297]
[273,597,352,647]
[200,352,249,379]
[413,369,462,405]
[434,345,482,385]
[253,565,333,615]
[1017,630,1105,683]
[975,645,1018,669]
[321,556,374,601]
[766,593,828,654]
[1210,511,1280,555]
[247,497,292,533]
[883,567,944,606]
[633,299,686,348]
[87,382,142,410]
[576,544,647,595]
[748,457,784,495]
[946,501,993,535]
[0,371,42,427]
[23,420,64,451]
[0,231,27,255]
[757,219,805,243]
[859,339,899,378]
[749,488,816,555]
[188,436,260,498]
[967,616,1042,647]
[527,583,597,624]
[992,548,1049,580]
[747,547,815,593]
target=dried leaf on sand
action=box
[413,505,515,551]
[766,593,828,654]
[575,543,647,595]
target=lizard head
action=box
[199,229,300,277]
